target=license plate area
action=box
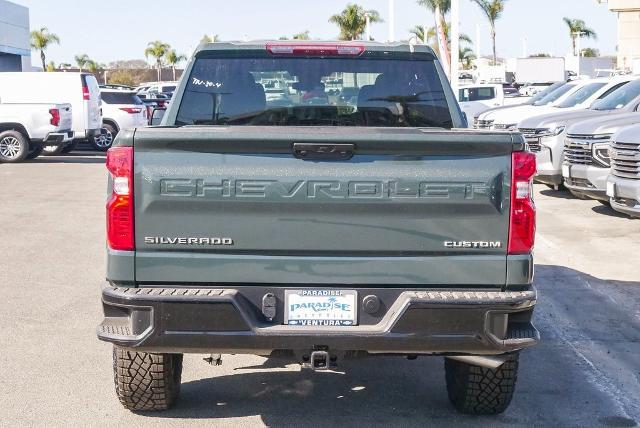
[284,290,358,326]
[562,164,571,178]
[606,181,616,198]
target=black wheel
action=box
[91,124,117,151]
[598,200,611,206]
[0,130,29,163]
[445,354,519,415]
[113,346,183,411]
[27,143,44,159]
[42,145,64,156]
[61,141,78,153]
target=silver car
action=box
[517,78,640,189]
[607,124,640,217]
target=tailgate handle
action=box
[292,143,355,160]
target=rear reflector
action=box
[106,147,134,251]
[266,43,365,57]
[49,108,60,126]
[119,107,143,114]
[508,151,536,254]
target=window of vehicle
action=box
[596,81,629,100]
[161,85,176,93]
[458,87,496,102]
[176,57,454,128]
[101,92,143,105]
[533,83,576,106]
[591,79,640,111]
[555,82,606,108]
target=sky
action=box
[16,0,618,67]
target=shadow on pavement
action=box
[538,189,579,200]
[29,152,106,164]
[591,204,632,219]
[134,265,639,426]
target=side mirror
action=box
[150,108,166,126]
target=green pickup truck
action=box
[98,41,538,415]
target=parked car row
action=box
[0,74,180,163]
[474,75,640,218]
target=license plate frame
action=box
[284,289,358,326]
[562,164,571,178]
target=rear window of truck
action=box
[176,57,453,128]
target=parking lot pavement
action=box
[1,154,639,427]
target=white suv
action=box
[96,89,148,150]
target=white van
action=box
[0,72,102,151]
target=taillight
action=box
[82,85,90,101]
[49,108,60,126]
[266,43,365,56]
[106,147,134,251]
[119,107,143,114]
[508,151,536,254]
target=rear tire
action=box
[445,354,519,415]
[598,200,611,206]
[113,346,183,411]
[61,141,78,153]
[27,143,44,159]
[0,130,29,163]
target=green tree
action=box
[293,31,311,40]
[86,60,101,73]
[74,54,90,72]
[563,18,597,56]
[329,4,382,41]
[30,27,60,71]
[45,61,57,72]
[472,0,507,65]
[200,34,220,44]
[581,47,599,58]
[144,41,171,81]
[410,23,471,57]
[417,1,450,53]
[459,47,476,69]
[165,49,187,81]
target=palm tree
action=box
[200,34,220,44]
[30,27,60,71]
[410,23,471,57]
[74,54,90,72]
[86,60,100,73]
[165,49,187,81]
[472,0,507,65]
[459,47,476,69]
[45,61,57,72]
[329,4,382,41]
[563,18,597,56]
[417,1,451,51]
[144,41,171,81]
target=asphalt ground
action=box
[1,152,639,427]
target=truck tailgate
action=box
[132,127,514,286]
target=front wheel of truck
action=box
[113,346,183,411]
[445,354,519,415]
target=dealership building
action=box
[0,0,30,71]
[602,0,640,69]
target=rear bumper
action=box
[35,130,74,145]
[98,284,539,356]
